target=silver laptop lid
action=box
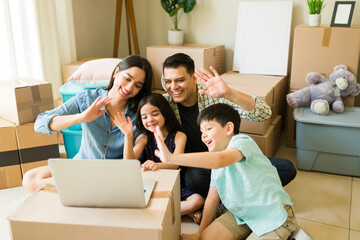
[48,158,155,208]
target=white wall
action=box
[72,0,360,73]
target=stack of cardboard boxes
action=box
[287,25,360,147]
[0,78,59,189]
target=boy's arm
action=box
[154,127,243,169]
[181,186,220,240]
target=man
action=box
[161,53,297,198]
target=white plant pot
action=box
[168,30,184,46]
[309,14,321,27]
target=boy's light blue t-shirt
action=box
[34,88,136,159]
[210,134,292,236]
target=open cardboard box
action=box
[8,169,181,240]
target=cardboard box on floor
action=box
[0,118,22,189]
[285,89,355,148]
[9,169,181,240]
[221,72,287,135]
[245,115,282,157]
[290,25,360,90]
[147,44,225,90]
[15,122,59,175]
[0,78,54,125]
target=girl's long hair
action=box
[135,93,183,138]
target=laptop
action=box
[48,158,156,208]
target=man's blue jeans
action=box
[184,157,297,198]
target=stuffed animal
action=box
[287,65,360,115]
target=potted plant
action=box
[307,0,326,26]
[161,0,196,45]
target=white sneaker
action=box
[288,226,312,240]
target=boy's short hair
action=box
[162,53,195,75]
[197,103,240,134]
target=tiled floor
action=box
[1,133,359,239]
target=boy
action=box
[154,103,299,240]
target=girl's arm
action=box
[157,131,186,170]
[155,127,243,169]
[113,112,147,159]
[181,186,220,240]
[50,96,112,131]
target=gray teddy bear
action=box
[287,65,360,115]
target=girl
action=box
[22,55,153,193]
[114,93,204,223]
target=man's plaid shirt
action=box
[163,83,272,125]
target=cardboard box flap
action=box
[0,78,50,89]
[222,72,285,85]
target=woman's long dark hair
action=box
[135,93,183,138]
[105,55,153,111]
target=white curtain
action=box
[0,0,77,99]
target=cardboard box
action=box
[290,25,360,90]
[147,44,225,89]
[0,118,22,189]
[285,88,356,148]
[245,115,282,157]
[221,72,288,117]
[0,78,54,125]
[9,169,181,240]
[15,123,59,175]
[227,83,273,135]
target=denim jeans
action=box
[184,157,297,198]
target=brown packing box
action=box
[221,72,288,117]
[285,88,355,148]
[15,122,59,175]
[245,115,282,157]
[0,118,22,189]
[224,77,275,135]
[9,169,181,240]
[0,78,54,125]
[290,25,360,90]
[147,44,225,89]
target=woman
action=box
[22,55,153,193]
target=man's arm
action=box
[195,67,272,121]
[195,66,255,110]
